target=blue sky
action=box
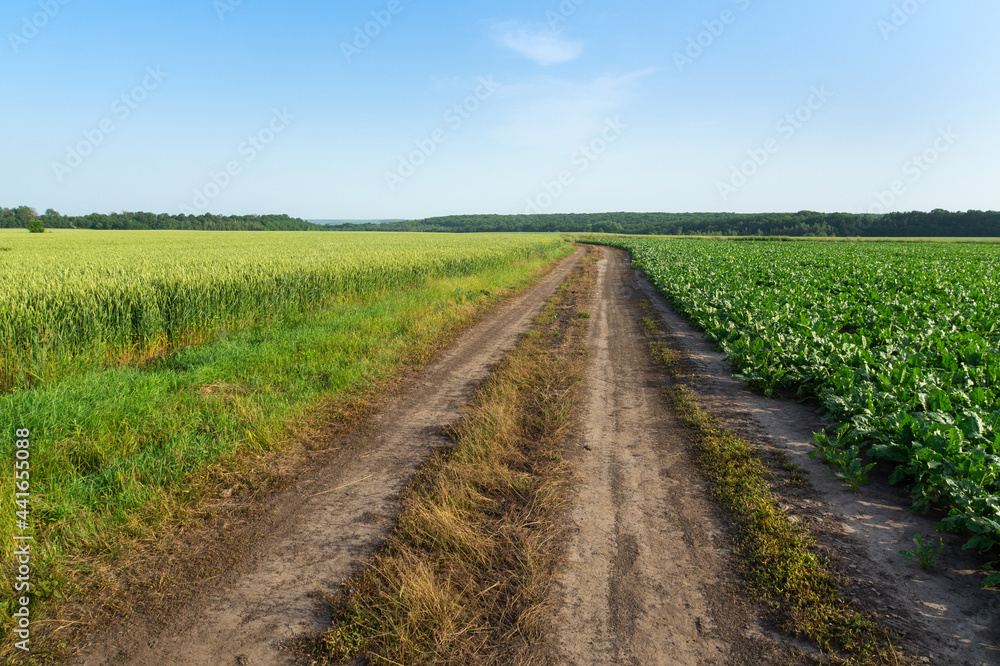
[2,0,998,219]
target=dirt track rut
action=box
[550,247,765,665]
[74,248,584,666]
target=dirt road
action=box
[73,248,584,666]
[70,244,999,665]
[550,247,772,665]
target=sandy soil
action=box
[549,247,778,665]
[628,249,1000,666]
[71,248,585,666]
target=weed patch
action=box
[644,334,907,664]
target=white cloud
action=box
[493,22,585,66]
[488,68,659,148]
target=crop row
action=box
[597,237,1000,576]
[0,231,566,391]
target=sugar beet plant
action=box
[596,237,1000,585]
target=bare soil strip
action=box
[319,245,599,665]
[71,248,585,666]
[627,250,1000,665]
[550,246,776,664]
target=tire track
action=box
[551,246,765,665]
[73,248,585,666]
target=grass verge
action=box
[315,247,599,665]
[0,245,572,661]
[643,325,908,665]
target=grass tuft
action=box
[645,337,908,665]
[318,248,599,665]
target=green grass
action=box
[0,240,570,657]
[646,337,906,664]
[671,384,901,662]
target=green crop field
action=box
[0,230,566,391]
[594,237,1000,584]
[0,229,569,637]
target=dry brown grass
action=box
[318,248,599,665]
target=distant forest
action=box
[5,207,999,237]
[0,206,318,231]
[326,210,1000,237]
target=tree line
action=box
[325,210,1000,237]
[0,206,318,231]
[5,207,998,237]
